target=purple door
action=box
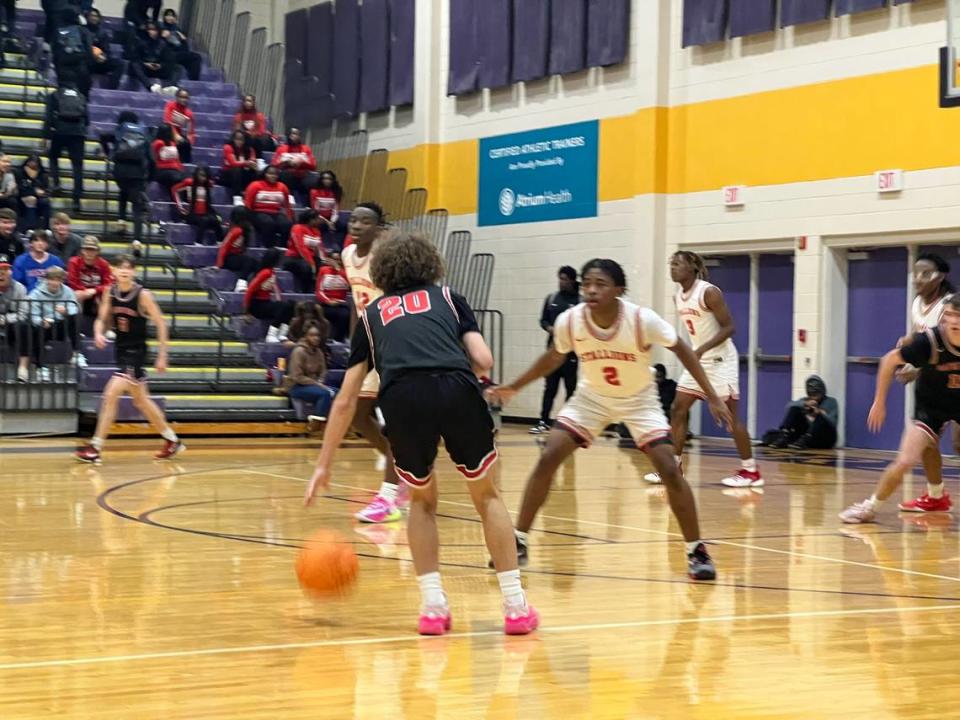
[845,247,907,450]
[756,254,794,435]
[699,256,750,438]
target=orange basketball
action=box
[295,530,359,598]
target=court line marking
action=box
[245,468,960,585]
[1,602,957,672]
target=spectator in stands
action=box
[216,207,258,292]
[283,209,324,293]
[160,9,201,81]
[86,8,125,90]
[13,231,65,292]
[123,0,156,28]
[163,88,195,163]
[151,124,186,192]
[309,170,342,236]
[761,375,839,450]
[316,250,349,342]
[51,7,94,97]
[0,253,30,382]
[282,320,336,429]
[272,128,316,204]
[244,247,295,344]
[28,265,82,374]
[286,301,326,345]
[66,235,112,332]
[654,363,677,419]
[233,95,274,154]
[0,153,18,213]
[221,130,258,203]
[129,20,181,94]
[44,83,88,215]
[105,111,150,246]
[0,208,22,258]
[172,165,223,246]
[244,165,293,248]
[15,154,51,233]
[48,212,82,261]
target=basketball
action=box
[295,530,358,598]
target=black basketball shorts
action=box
[378,371,498,486]
[115,344,148,381]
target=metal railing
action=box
[475,309,505,384]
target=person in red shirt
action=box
[271,128,316,204]
[216,207,258,291]
[221,129,258,201]
[232,94,275,154]
[172,165,223,246]
[281,209,325,293]
[151,125,185,192]
[308,170,342,235]
[243,248,295,343]
[163,88,195,164]
[66,235,113,330]
[315,250,350,341]
[244,165,293,248]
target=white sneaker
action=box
[720,469,764,488]
[73,352,88,369]
[234,278,248,292]
[16,366,28,382]
[839,500,877,524]
[161,85,179,97]
[233,195,244,206]
[265,326,280,343]
[37,367,51,382]
[643,472,662,484]
[150,83,162,94]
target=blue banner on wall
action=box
[478,120,599,226]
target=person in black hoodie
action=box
[44,82,88,215]
[129,21,181,94]
[160,9,201,82]
[50,8,93,98]
[100,111,150,245]
[86,8,125,90]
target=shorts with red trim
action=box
[677,354,739,401]
[556,384,670,451]
[379,370,497,487]
[914,402,960,442]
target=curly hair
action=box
[370,232,445,294]
[671,250,709,281]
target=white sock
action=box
[514,529,529,546]
[160,427,178,443]
[417,571,447,610]
[674,454,682,466]
[685,540,702,555]
[91,436,104,450]
[928,483,945,499]
[497,568,526,609]
[378,482,398,503]
[741,458,757,472]
[867,494,884,510]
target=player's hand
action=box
[485,385,517,406]
[155,353,168,374]
[708,397,733,430]
[94,332,107,350]
[867,402,886,433]
[304,464,330,505]
[895,365,919,385]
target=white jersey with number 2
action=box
[341,244,383,317]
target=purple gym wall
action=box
[756,254,794,436]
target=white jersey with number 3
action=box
[553,299,678,399]
[912,295,947,332]
[673,279,738,362]
[341,244,382,317]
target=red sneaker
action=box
[155,440,185,460]
[898,492,951,513]
[720,469,764,488]
[74,444,101,465]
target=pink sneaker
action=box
[721,469,764,488]
[504,604,540,635]
[354,495,401,523]
[418,607,452,636]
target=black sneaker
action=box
[488,534,529,569]
[687,543,716,580]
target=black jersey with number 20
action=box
[348,284,480,393]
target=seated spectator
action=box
[16,154,51,232]
[86,8,125,89]
[66,235,112,333]
[0,208,23,258]
[163,88,195,163]
[104,111,150,246]
[28,265,82,374]
[280,320,336,431]
[0,253,30,382]
[233,95,274,154]
[316,250,349,342]
[309,170,342,235]
[221,130,258,202]
[159,9,202,81]
[244,165,293,248]
[271,128,316,204]
[0,153,19,213]
[13,231,65,292]
[654,363,677,419]
[129,21,182,94]
[48,212,82,261]
[44,82,88,215]
[243,248,295,344]
[151,124,186,192]
[761,375,838,450]
[282,209,324,293]
[286,301,327,345]
[216,208,258,292]
[172,165,223,246]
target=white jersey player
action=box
[488,259,732,581]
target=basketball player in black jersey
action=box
[305,233,538,636]
[75,255,184,464]
[841,294,960,523]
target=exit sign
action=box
[722,185,746,206]
[875,169,904,193]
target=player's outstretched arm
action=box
[868,348,906,433]
[305,363,366,505]
[696,286,736,358]
[93,287,112,349]
[487,347,568,405]
[670,338,733,429]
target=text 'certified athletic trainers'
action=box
[74,444,101,465]
[898,492,952,513]
[155,440,186,460]
[504,604,539,635]
[687,543,717,580]
[418,607,452,636]
[355,495,401,523]
[721,469,764,488]
[839,500,877,524]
